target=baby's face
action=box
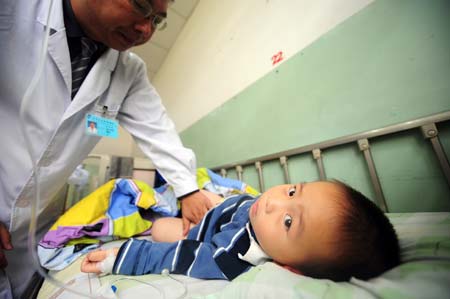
[249,182,345,269]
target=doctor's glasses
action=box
[130,0,174,31]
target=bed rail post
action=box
[358,139,388,212]
[280,156,291,184]
[255,161,265,192]
[421,123,450,188]
[236,165,243,182]
[220,168,227,178]
[312,149,326,180]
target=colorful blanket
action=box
[38,168,258,270]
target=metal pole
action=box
[358,139,388,212]
[255,161,265,192]
[421,124,450,189]
[312,149,326,180]
[280,156,291,184]
[236,165,243,181]
[220,168,227,178]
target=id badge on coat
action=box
[85,113,118,138]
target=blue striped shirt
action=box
[113,194,260,280]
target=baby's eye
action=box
[284,214,292,229]
[288,186,296,197]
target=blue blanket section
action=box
[207,169,245,190]
[108,180,143,219]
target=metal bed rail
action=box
[212,110,450,212]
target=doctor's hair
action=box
[298,180,400,282]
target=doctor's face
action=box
[82,0,168,51]
[249,182,346,269]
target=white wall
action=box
[154,0,373,132]
[92,0,373,157]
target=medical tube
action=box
[19,2,190,298]
[19,1,101,298]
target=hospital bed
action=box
[37,111,450,299]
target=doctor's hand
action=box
[0,222,13,268]
[180,191,214,236]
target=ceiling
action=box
[132,0,199,80]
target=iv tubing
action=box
[19,0,99,297]
[18,2,189,298]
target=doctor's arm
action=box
[117,58,212,232]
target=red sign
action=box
[272,51,284,65]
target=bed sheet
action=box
[37,237,229,299]
[37,212,450,299]
[198,212,450,299]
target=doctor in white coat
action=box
[0,0,212,297]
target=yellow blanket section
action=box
[48,179,157,245]
[132,179,157,209]
[49,180,116,231]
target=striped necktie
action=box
[71,37,98,98]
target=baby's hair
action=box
[298,180,400,281]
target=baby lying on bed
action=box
[81,180,400,281]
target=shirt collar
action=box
[237,223,271,266]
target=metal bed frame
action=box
[33,112,450,299]
[212,111,450,212]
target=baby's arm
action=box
[113,238,242,279]
[82,229,250,279]
[152,217,189,242]
[81,239,186,276]
[81,248,119,274]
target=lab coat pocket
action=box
[93,103,121,119]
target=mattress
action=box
[37,212,450,299]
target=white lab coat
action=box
[0,1,198,297]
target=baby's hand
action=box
[81,248,119,274]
